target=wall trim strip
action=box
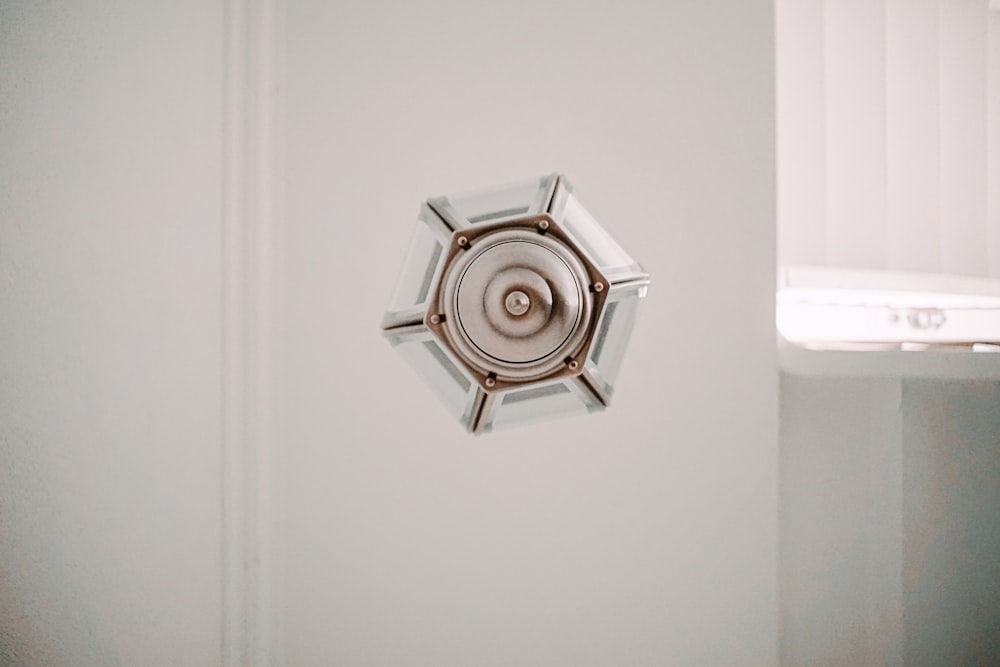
[222,0,282,664]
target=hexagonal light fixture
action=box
[381,174,649,434]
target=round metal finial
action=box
[504,290,530,316]
[456,240,579,363]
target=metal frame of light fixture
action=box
[381,173,650,434]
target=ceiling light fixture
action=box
[381,174,649,434]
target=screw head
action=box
[538,219,549,231]
[430,314,441,325]
[593,282,604,293]
[485,376,496,387]
[457,236,469,247]
[567,359,580,371]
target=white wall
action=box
[781,376,1000,666]
[900,380,1000,663]
[279,0,778,664]
[0,2,224,665]
[777,0,1000,277]
[780,376,905,665]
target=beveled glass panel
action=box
[389,330,479,425]
[561,193,644,282]
[446,176,551,225]
[482,378,602,433]
[586,286,643,398]
[387,214,445,313]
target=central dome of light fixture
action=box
[442,228,592,380]
[381,174,649,434]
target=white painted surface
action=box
[4,2,998,666]
[279,0,777,664]
[7,2,1000,666]
[777,0,1000,278]
[4,1,779,664]
[0,2,224,665]
[939,0,989,276]
[886,0,940,273]
[781,376,1000,665]
[900,380,1000,664]
[825,0,889,269]
[775,0,826,266]
[780,376,904,666]
[776,14,1000,663]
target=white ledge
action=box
[778,336,1000,380]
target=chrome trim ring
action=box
[440,228,593,381]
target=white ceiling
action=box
[277,0,780,663]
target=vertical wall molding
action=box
[222,0,282,664]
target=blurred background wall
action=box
[1,2,224,665]
[776,1,1000,664]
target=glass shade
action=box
[585,283,646,398]
[444,175,555,225]
[385,206,447,315]
[480,378,603,433]
[561,192,644,284]
[386,327,480,425]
